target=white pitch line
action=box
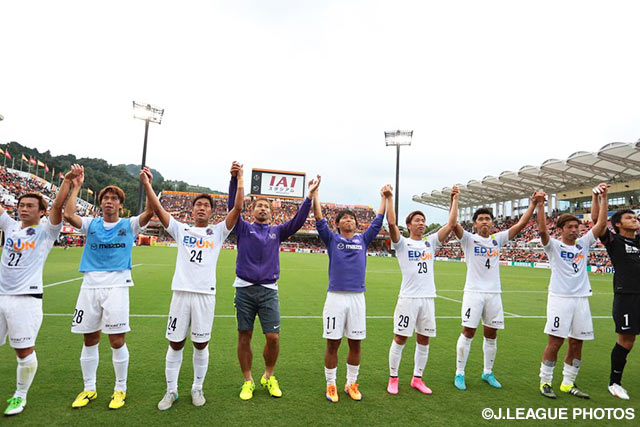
[43,277,82,288]
[437,294,522,318]
[43,264,145,288]
[41,313,614,320]
[437,289,614,295]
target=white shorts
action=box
[71,287,130,334]
[461,292,504,330]
[0,295,43,349]
[393,297,436,337]
[544,295,594,340]
[166,291,216,343]
[322,291,366,340]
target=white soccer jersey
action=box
[0,213,62,295]
[543,230,595,297]
[165,217,231,295]
[79,216,143,288]
[392,234,440,298]
[459,230,509,293]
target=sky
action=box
[1,0,639,224]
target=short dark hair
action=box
[472,207,494,222]
[336,210,358,232]
[18,192,47,212]
[192,193,214,209]
[252,197,272,212]
[98,185,125,204]
[406,210,426,225]
[556,213,581,229]
[610,209,635,233]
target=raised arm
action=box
[63,164,85,229]
[437,185,459,243]
[278,176,320,240]
[227,161,240,211]
[536,195,550,246]
[49,167,75,226]
[590,183,608,226]
[591,184,609,238]
[362,185,389,245]
[508,192,541,240]
[225,162,245,230]
[311,175,323,220]
[140,167,169,228]
[138,190,154,228]
[376,186,387,216]
[386,185,400,244]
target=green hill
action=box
[1,141,225,213]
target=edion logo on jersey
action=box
[4,238,37,251]
[474,247,498,257]
[182,236,214,249]
[408,250,432,261]
[560,251,584,262]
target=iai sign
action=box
[251,168,306,199]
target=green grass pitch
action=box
[1,247,638,426]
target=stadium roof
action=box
[413,141,640,209]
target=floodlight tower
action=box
[133,101,164,214]
[385,130,413,218]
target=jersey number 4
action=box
[190,250,203,263]
[485,259,491,269]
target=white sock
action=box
[15,352,38,399]
[456,334,473,375]
[112,344,129,392]
[346,363,359,386]
[483,338,497,375]
[325,367,337,386]
[539,360,555,385]
[388,341,405,377]
[80,344,99,391]
[562,359,581,386]
[413,344,429,378]
[166,347,183,393]
[192,346,209,390]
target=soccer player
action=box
[314,182,389,403]
[64,165,153,409]
[227,170,320,400]
[593,191,638,400]
[140,164,244,410]
[0,170,72,415]
[453,192,543,391]
[386,186,459,395]
[536,184,608,399]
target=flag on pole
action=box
[37,160,44,167]
[21,154,27,162]
[59,172,65,179]
[0,148,4,155]
[87,188,94,195]
[44,164,49,173]
[5,150,11,160]
[29,157,36,165]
